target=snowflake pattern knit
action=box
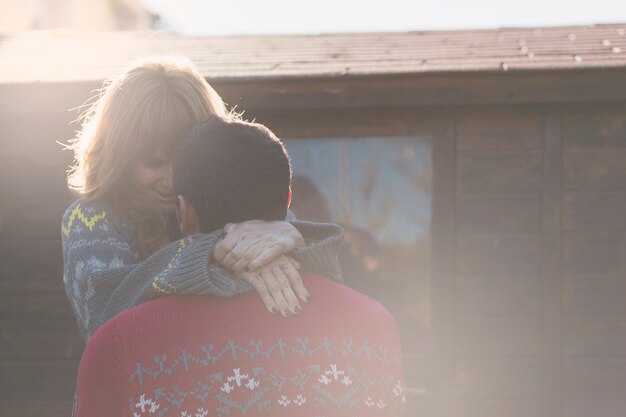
[74,274,406,417]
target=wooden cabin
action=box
[1,24,626,417]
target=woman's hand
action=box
[213,220,305,273]
[237,255,310,316]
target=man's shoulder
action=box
[301,272,398,326]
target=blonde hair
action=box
[67,56,228,258]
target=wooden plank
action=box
[411,394,464,417]
[4,70,626,114]
[563,191,626,231]
[462,358,541,399]
[564,316,626,357]
[214,69,626,109]
[459,276,540,316]
[0,360,79,400]
[457,110,542,151]
[0,155,73,201]
[456,193,542,234]
[564,359,626,400]
[562,232,623,275]
[0,269,64,293]
[465,400,542,417]
[457,234,542,276]
[0,199,72,241]
[459,317,540,357]
[0,319,84,359]
[563,109,626,149]
[564,276,626,315]
[0,112,79,156]
[0,401,74,417]
[457,151,542,193]
[252,106,446,139]
[564,148,626,191]
[563,401,626,417]
[0,293,74,319]
[430,122,457,378]
[0,240,63,273]
[0,82,98,115]
[540,112,563,417]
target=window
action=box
[285,136,433,404]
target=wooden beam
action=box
[431,117,457,379]
[3,69,626,116]
[541,111,564,417]
[215,69,626,110]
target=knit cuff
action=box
[165,231,251,297]
[289,221,344,282]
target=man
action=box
[73,116,405,417]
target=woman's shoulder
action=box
[63,197,110,224]
[62,197,131,240]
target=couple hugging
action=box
[62,56,405,416]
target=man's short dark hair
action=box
[173,116,292,233]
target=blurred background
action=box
[1,0,625,34]
[1,1,626,417]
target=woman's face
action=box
[130,154,176,213]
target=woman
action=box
[62,56,343,340]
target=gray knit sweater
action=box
[61,197,344,340]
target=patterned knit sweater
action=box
[74,273,405,417]
[62,197,344,340]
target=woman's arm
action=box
[62,200,250,340]
[214,219,344,283]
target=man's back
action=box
[75,273,405,417]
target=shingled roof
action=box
[2,23,626,83]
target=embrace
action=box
[62,56,405,416]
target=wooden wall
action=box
[0,84,88,416]
[1,80,625,417]
[561,107,626,416]
[452,105,626,417]
[455,108,551,417]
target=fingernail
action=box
[272,307,278,314]
[305,294,311,302]
[283,309,291,317]
[293,306,301,314]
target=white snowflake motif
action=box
[221,368,260,393]
[342,375,353,386]
[195,408,209,417]
[278,395,291,407]
[245,378,260,390]
[365,397,374,408]
[181,412,190,417]
[134,394,160,415]
[294,394,306,406]
[319,364,347,386]
[393,379,407,403]
[377,399,386,409]
[393,380,403,397]
[221,382,234,393]
[319,374,332,385]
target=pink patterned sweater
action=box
[74,273,406,417]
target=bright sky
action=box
[141,0,626,36]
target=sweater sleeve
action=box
[62,199,250,340]
[289,220,344,283]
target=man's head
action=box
[173,116,292,235]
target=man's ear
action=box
[177,195,200,236]
[287,186,292,208]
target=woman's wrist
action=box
[212,220,305,273]
[282,221,305,248]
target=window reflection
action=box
[285,137,432,361]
